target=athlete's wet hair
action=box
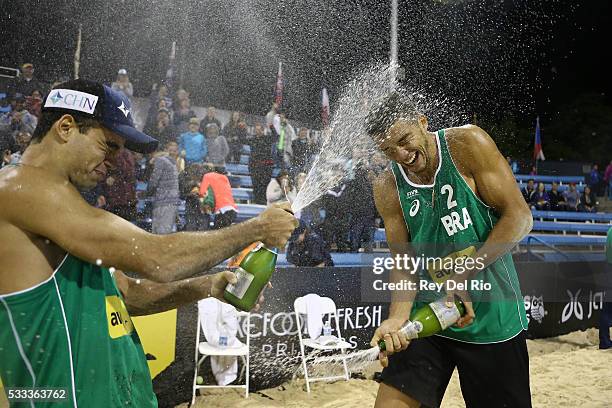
[31,110,100,144]
[366,90,420,141]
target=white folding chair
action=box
[191,300,250,406]
[294,293,351,393]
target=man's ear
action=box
[418,115,428,131]
[53,114,78,143]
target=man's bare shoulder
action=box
[0,165,76,215]
[444,125,501,170]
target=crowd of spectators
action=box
[2,62,610,264]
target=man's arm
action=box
[114,269,236,316]
[451,126,533,272]
[3,170,297,283]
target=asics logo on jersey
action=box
[409,199,420,217]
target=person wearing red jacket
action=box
[199,164,238,229]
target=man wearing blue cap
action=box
[0,80,298,407]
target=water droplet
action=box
[109,267,116,274]
[96,259,102,266]
[136,279,141,284]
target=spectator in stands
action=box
[199,164,238,229]
[179,163,208,231]
[589,164,602,197]
[146,142,180,234]
[319,168,351,252]
[25,89,43,118]
[266,170,296,205]
[247,122,275,205]
[111,69,133,101]
[579,186,598,213]
[149,108,177,147]
[166,141,185,173]
[7,130,32,164]
[0,95,38,145]
[506,156,519,174]
[291,127,315,176]
[175,88,190,107]
[347,167,377,252]
[548,182,567,211]
[605,159,612,199]
[271,113,295,169]
[11,63,44,97]
[179,117,207,165]
[522,179,536,204]
[563,183,580,211]
[199,106,222,137]
[100,148,137,221]
[205,123,229,172]
[529,165,537,176]
[173,97,196,134]
[530,182,550,211]
[266,102,279,130]
[223,111,247,164]
[144,83,173,133]
[286,221,334,267]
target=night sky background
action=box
[2,0,611,162]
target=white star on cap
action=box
[117,101,130,118]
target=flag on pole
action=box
[533,116,545,161]
[165,41,177,90]
[321,87,330,128]
[274,62,283,107]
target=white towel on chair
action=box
[198,298,240,385]
[304,294,324,340]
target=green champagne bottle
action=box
[378,298,466,351]
[224,243,278,311]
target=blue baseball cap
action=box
[42,79,159,153]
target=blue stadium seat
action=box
[232,188,254,202]
[532,210,612,223]
[228,175,253,188]
[242,145,251,154]
[520,234,606,246]
[532,221,610,234]
[226,163,250,175]
[239,154,250,165]
[515,174,585,184]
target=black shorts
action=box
[380,331,532,408]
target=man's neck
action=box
[20,143,69,181]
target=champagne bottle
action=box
[378,298,466,351]
[223,243,277,311]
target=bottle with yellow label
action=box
[378,297,466,351]
[224,243,277,311]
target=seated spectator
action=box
[179,163,208,231]
[0,94,38,136]
[291,127,315,176]
[25,89,43,118]
[548,182,567,211]
[199,106,222,137]
[10,63,45,97]
[148,108,177,147]
[173,97,196,134]
[271,113,295,169]
[563,183,580,211]
[522,179,536,203]
[286,221,334,267]
[111,69,133,101]
[174,88,190,107]
[7,130,32,164]
[205,123,229,172]
[199,164,238,229]
[100,148,137,221]
[223,111,247,164]
[266,170,296,206]
[179,117,207,164]
[247,122,275,204]
[579,186,598,213]
[144,83,173,133]
[146,142,180,234]
[166,141,185,173]
[530,182,550,211]
[529,165,537,175]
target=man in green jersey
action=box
[367,92,533,408]
[0,79,297,407]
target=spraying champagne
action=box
[378,297,466,351]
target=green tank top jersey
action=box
[0,254,157,407]
[390,129,528,344]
